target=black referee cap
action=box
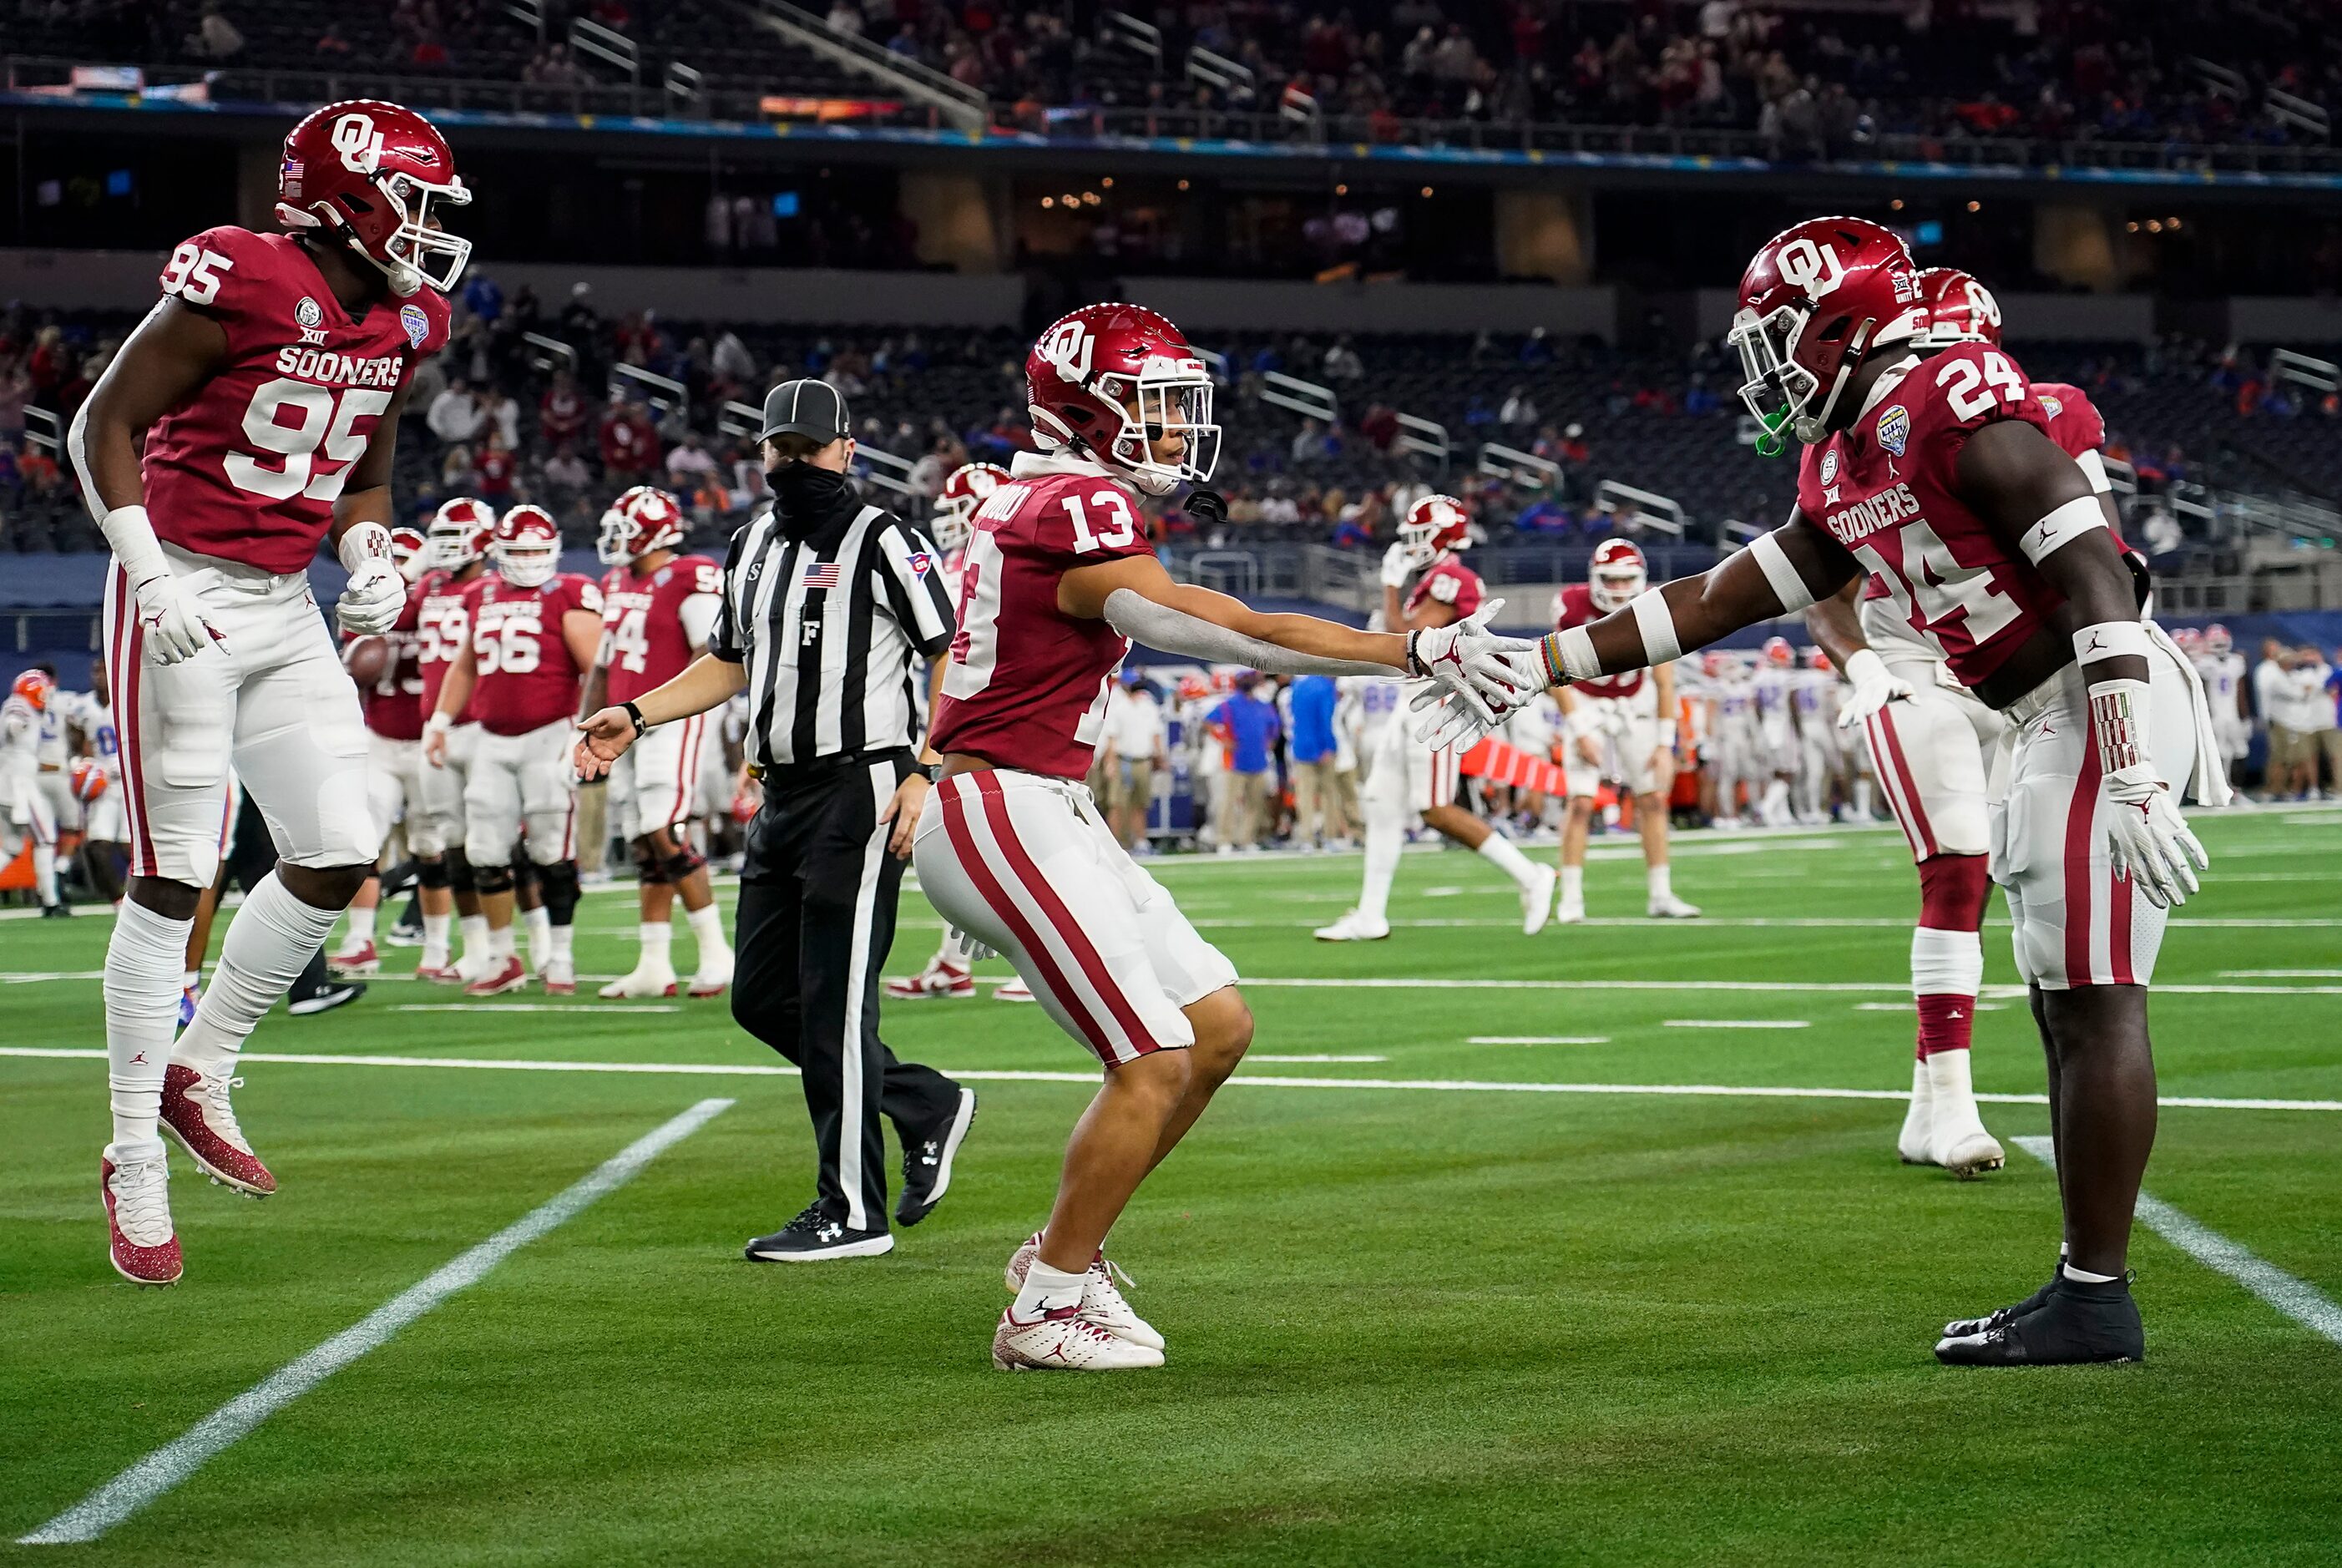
[758,378,850,445]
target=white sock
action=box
[522,905,551,962]
[344,903,377,946]
[1853,778,1874,817]
[1474,827,1537,889]
[107,899,195,1147]
[1358,807,1402,925]
[175,873,342,1075]
[1013,1257,1089,1318]
[1924,1045,1981,1117]
[459,913,489,959]
[490,923,517,963]
[1560,864,1585,903]
[1646,862,1672,901]
[2062,1262,2120,1284]
[549,923,574,963]
[640,921,675,969]
[685,900,727,955]
[422,911,453,966]
[33,842,58,904]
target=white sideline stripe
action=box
[1469,1035,1612,1045]
[1664,1019,1810,1030]
[2013,1136,2342,1348]
[15,1097,733,1546]
[1,1048,2334,1110]
[392,1004,683,1014]
[1248,1053,1388,1064]
[2223,969,2342,979]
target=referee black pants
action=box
[732,749,961,1232]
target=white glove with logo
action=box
[1379,541,1414,589]
[1404,599,1536,746]
[130,569,220,665]
[2102,762,2207,908]
[1835,648,1914,731]
[337,559,407,636]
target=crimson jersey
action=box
[1554,584,1646,699]
[143,227,451,574]
[470,574,601,736]
[1798,341,2065,689]
[598,554,722,705]
[353,580,427,740]
[930,456,1154,778]
[416,568,487,723]
[1404,553,1483,622]
[2032,381,2106,463]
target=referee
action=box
[576,378,976,1262]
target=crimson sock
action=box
[1913,853,1990,1059]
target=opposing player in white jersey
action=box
[1549,540,1699,921]
[2196,624,2249,787]
[1316,495,1555,941]
[3,669,67,915]
[1790,648,1844,822]
[1750,636,1800,825]
[69,99,462,1285]
[55,658,127,906]
[1707,651,1762,825]
[886,460,1041,1004]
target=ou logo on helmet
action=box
[1775,235,1847,300]
[1039,318,1094,383]
[331,111,387,175]
[1965,279,2004,328]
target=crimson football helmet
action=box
[11,669,53,711]
[598,484,686,566]
[276,99,472,296]
[1913,267,2004,351]
[1588,539,1647,612]
[1025,303,1218,495]
[2204,623,2233,655]
[428,496,497,572]
[1729,216,1925,454]
[389,524,430,585]
[1398,493,1470,569]
[1763,635,1795,668]
[932,461,1011,553]
[494,505,563,589]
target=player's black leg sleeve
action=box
[444,849,474,894]
[472,862,515,896]
[536,859,581,928]
[417,855,452,891]
[660,844,706,883]
[80,840,124,904]
[631,839,669,885]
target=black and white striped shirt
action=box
[710,501,957,770]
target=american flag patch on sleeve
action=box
[802,563,842,589]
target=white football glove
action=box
[2102,763,2208,908]
[129,569,220,665]
[1408,596,1536,722]
[336,559,408,637]
[1835,647,1914,731]
[1379,541,1414,589]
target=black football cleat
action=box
[744,1203,893,1262]
[1942,1257,2065,1338]
[43,903,73,918]
[287,981,366,1017]
[896,1087,977,1228]
[1935,1272,2144,1366]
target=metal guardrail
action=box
[718,399,766,441]
[1102,11,1162,68]
[1476,442,1557,491]
[1594,479,1687,539]
[2271,348,2341,392]
[742,2,985,129]
[610,362,686,413]
[521,331,579,376]
[569,16,638,84]
[1187,45,1252,99]
[21,407,62,459]
[1394,412,1450,472]
[1260,372,1337,423]
[853,443,916,496]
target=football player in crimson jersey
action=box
[66,99,465,1285]
[1315,494,1557,942]
[326,522,432,976]
[1547,540,1700,922]
[582,486,734,999]
[426,506,602,995]
[410,497,498,981]
[1490,217,2229,1365]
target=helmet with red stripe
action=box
[1399,493,1470,569]
[1914,267,2004,350]
[494,504,563,589]
[597,484,686,566]
[428,496,498,573]
[1588,539,1647,612]
[276,99,471,296]
[390,524,429,584]
[1729,215,1925,455]
[1025,303,1219,496]
[10,668,53,711]
[1763,635,1795,668]
[933,461,1011,553]
[2203,623,2233,655]
[1808,647,1834,672]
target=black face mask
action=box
[768,461,850,531]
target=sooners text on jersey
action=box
[469,573,600,736]
[356,580,427,740]
[1799,341,2064,689]
[1404,553,1483,622]
[930,457,1154,779]
[144,227,451,574]
[1554,584,1645,699]
[599,554,721,705]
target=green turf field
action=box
[4,808,2339,1565]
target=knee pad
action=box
[444,850,475,895]
[632,840,669,886]
[472,862,516,896]
[417,856,452,891]
[534,858,581,925]
[1918,852,1992,931]
[659,844,706,883]
[511,857,539,894]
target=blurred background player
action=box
[328,522,432,974]
[1708,651,1762,827]
[1317,494,1554,941]
[1550,541,1698,923]
[585,485,734,1000]
[30,660,84,901]
[411,497,498,982]
[2194,625,2249,788]
[425,504,600,995]
[59,658,126,908]
[3,668,67,916]
[1753,637,1799,826]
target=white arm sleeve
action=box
[1102,588,1392,678]
[678,591,721,650]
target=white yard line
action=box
[1248,1054,1388,1064]
[2013,1136,2342,1349]
[16,1097,733,1546]
[2,1047,2334,1111]
[1469,1035,1612,1045]
[2223,969,2342,979]
[392,1004,681,1014]
[1664,1019,1810,1029]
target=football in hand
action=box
[344,636,390,685]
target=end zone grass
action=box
[3,810,2338,1565]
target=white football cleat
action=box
[687,946,734,999]
[599,963,680,1000]
[1003,1232,1165,1349]
[464,956,528,997]
[326,939,379,976]
[541,955,577,996]
[1520,864,1557,935]
[1313,908,1390,942]
[992,1306,1163,1371]
[1646,893,1702,918]
[101,1141,182,1286]
[884,959,974,1000]
[1898,1055,1935,1166]
[1924,1049,2005,1179]
[993,976,1036,1002]
[1554,893,1586,925]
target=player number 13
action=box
[1062,490,1137,553]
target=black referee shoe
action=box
[897,1087,977,1229]
[745,1203,895,1262]
[1935,1272,2144,1366]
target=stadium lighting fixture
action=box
[1965,200,1981,212]
[1041,196,1055,208]
[1889,197,1904,210]
[1420,185,1434,197]
[1177,178,1191,190]
[1101,176,1115,188]
[1335,183,1348,195]
[2127,220,2141,231]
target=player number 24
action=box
[1935,351,2026,422]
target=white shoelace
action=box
[1086,1257,1141,1322]
[109,1156,174,1245]
[196,1070,251,1151]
